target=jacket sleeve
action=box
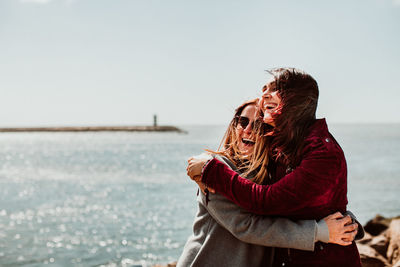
[344,210,365,240]
[198,191,318,251]
[201,139,345,216]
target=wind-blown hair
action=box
[207,99,270,185]
[264,67,319,167]
[208,68,319,184]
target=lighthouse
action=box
[153,114,157,127]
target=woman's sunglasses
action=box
[234,116,273,135]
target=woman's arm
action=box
[199,191,317,250]
[190,139,347,217]
[199,191,357,249]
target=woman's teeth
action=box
[242,138,255,145]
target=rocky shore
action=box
[357,214,400,267]
[154,214,400,267]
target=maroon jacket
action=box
[202,119,361,266]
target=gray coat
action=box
[177,156,328,267]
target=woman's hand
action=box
[193,176,215,194]
[187,154,215,194]
[186,153,212,179]
[324,212,358,246]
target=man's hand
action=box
[324,212,358,246]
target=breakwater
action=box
[0,125,186,133]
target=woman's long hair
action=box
[264,67,319,168]
[207,99,271,185]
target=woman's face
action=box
[259,83,282,126]
[235,104,257,156]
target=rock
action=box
[369,234,389,257]
[356,215,400,266]
[358,232,373,245]
[364,215,393,236]
[387,219,400,266]
[356,243,390,267]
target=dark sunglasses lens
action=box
[238,117,250,129]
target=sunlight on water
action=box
[0,124,399,266]
[0,126,226,266]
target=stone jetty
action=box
[0,125,186,133]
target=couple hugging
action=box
[179,68,363,267]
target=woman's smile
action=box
[236,104,257,156]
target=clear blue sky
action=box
[1,0,399,126]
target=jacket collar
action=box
[307,118,329,138]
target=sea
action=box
[0,124,399,266]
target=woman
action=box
[179,98,360,266]
[187,68,362,266]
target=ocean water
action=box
[0,124,399,266]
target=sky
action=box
[0,0,399,126]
